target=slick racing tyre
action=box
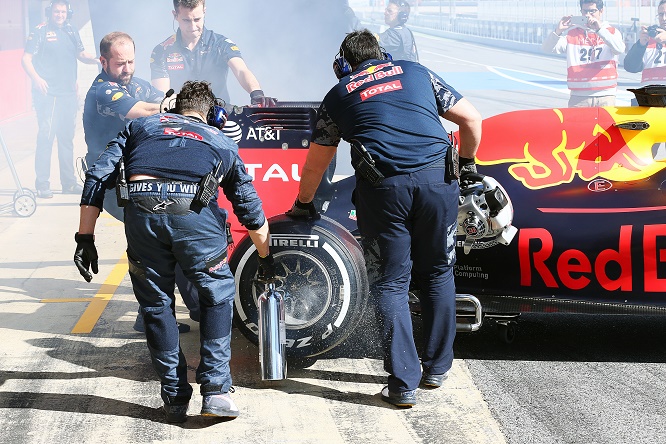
[231,214,369,358]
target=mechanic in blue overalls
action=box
[150,0,277,107]
[82,32,195,333]
[289,30,482,407]
[21,0,99,198]
[74,80,275,422]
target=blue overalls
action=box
[81,113,265,406]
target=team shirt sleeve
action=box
[94,81,142,121]
[311,103,342,147]
[24,27,42,55]
[150,42,170,80]
[70,26,85,53]
[428,69,463,115]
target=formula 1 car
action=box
[221,86,666,357]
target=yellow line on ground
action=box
[70,253,128,334]
[41,298,94,303]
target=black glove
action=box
[74,232,99,282]
[257,253,277,282]
[286,198,319,219]
[250,89,277,107]
[459,157,482,184]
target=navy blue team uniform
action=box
[313,58,462,394]
[25,20,85,193]
[151,28,243,104]
[82,70,163,220]
[81,112,265,407]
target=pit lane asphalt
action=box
[0,115,505,444]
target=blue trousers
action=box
[104,192,200,317]
[33,92,78,191]
[124,194,234,406]
[355,166,459,393]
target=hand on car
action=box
[286,198,319,219]
[250,89,278,107]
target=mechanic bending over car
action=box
[288,29,482,407]
[82,31,196,333]
[541,0,625,107]
[150,0,277,107]
[624,0,666,87]
[74,80,276,423]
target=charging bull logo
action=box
[474,107,666,190]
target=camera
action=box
[648,25,660,38]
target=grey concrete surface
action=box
[0,114,505,444]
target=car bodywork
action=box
[221,100,666,354]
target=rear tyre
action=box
[231,214,369,358]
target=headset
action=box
[333,46,393,79]
[206,98,228,130]
[396,0,410,25]
[46,0,73,20]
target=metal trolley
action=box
[0,129,36,217]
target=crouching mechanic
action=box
[289,30,481,407]
[73,80,275,422]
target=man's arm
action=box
[152,77,171,94]
[21,52,48,95]
[596,26,626,55]
[624,39,648,73]
[125,101,161,120]
[542,16,572,54]
[297,142,338,203]
[78,205,101,235]
[442,98,482,160]
[77,51,101,66]
[228,57,262,94]
[248,219,270,258]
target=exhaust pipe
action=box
[257,282,288,380]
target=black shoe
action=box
[133,313,190,333]
[420,370,450,388]
[380,386,416,408]
[36,189,53,199]
[163,403,189,423]
[63,184,83,194]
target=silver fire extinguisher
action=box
[258,282,287,380]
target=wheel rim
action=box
[15,196,36,217]
[253,251,333,329]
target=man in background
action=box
[22,0,99,198]
[624,0,666,87]
[379,0,419,62]
[541,0,624,107]
[150,0,276,107]
[82,31,163,220]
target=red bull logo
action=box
[474,107,666,190]
[519,224,666,292]
[349,62,394,81]
[347,65,403,93]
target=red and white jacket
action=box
[640,39,666,86]
[542,23,625,96]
